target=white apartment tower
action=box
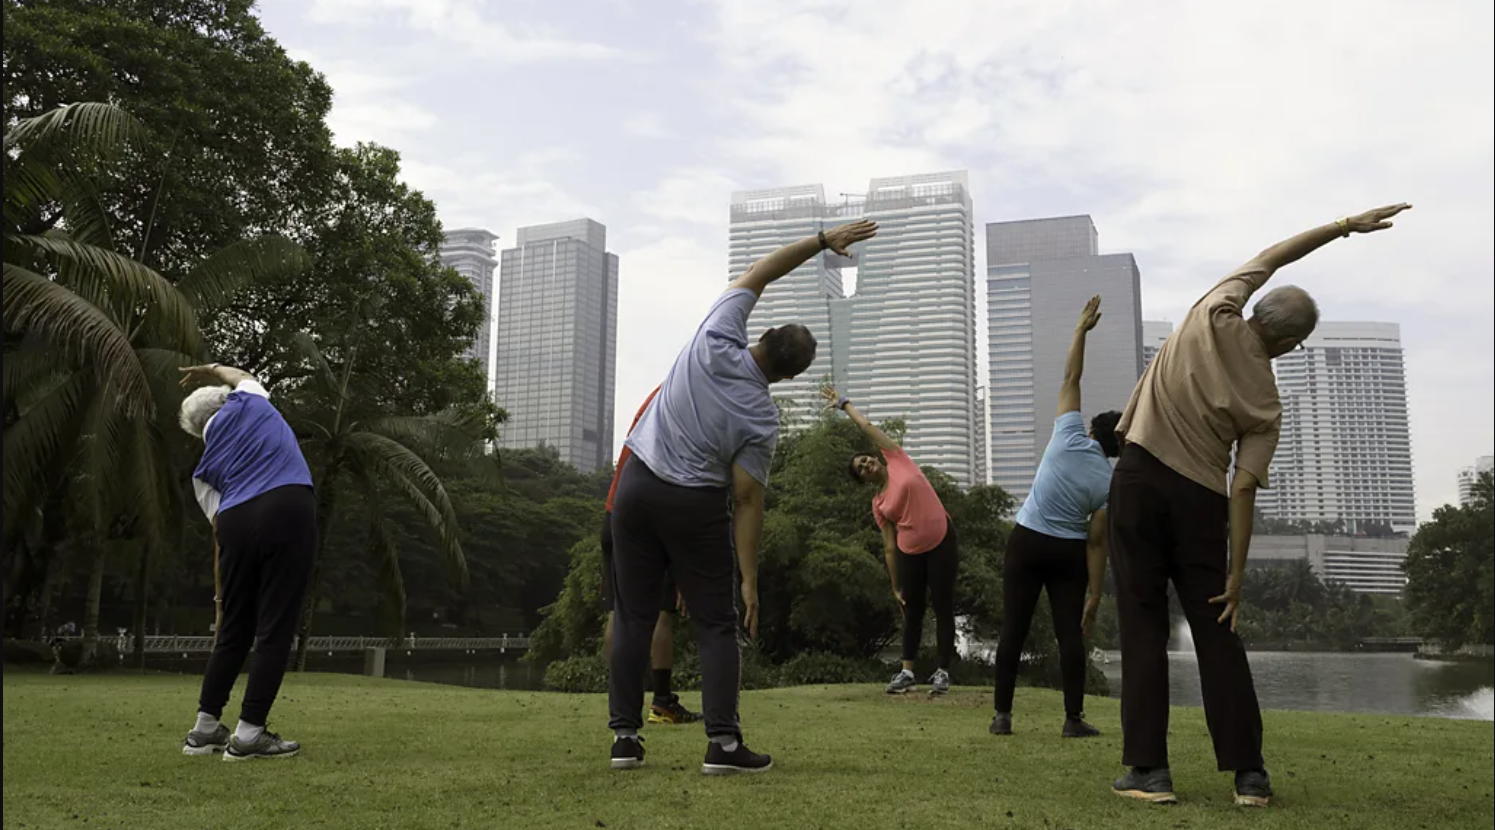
[439,228,499,380]
[1257,322,1416,534]
[727,172,979,486]
[1458,455,1494,507]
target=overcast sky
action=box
[257,0,1493,519]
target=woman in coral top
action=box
[822,381,959,697]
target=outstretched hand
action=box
[1077,295,1102,332]
[822,220,878,257]
[178,363,221,388]
[819,380,841,410]
[1346,203,1412,234]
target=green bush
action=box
[775,652,888,686]
[3,639,54,665]
[542,653,608,692]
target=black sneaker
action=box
[1112,767,1177,804]
[610,735,645,770]
[182,724,230,756]
[223,730,300,762]
[701,740,772,775]
[989,712,1013,736]
[1234,768,1273,807]
[1062,716,1101,738]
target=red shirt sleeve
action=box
[605,385,662,512]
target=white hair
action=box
[1251,285,1319,340]
[179,385,231,439]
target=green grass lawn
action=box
[4,671,1491,830]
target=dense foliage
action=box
[1404,472,1494,650]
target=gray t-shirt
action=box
[625,288,779,488]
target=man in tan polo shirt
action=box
[1107,203,1411,808]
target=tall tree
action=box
[1404,472,1494,650]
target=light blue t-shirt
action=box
[1014,411,1112,540]
[625,288,779,488]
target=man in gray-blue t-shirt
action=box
[607,218,878,776]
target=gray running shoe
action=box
[182,724,230,756]
[885,669,917,695]
[1112,767,1177,804]
[223,730,301,762]
[989,712,1013,735]
[928,669,951,697]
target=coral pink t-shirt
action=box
[871,447,948,554]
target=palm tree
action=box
[284,331,479,670]
[3,103,305,666]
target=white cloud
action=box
[302,0,627,62]
[622,113,671,139]
[631,169,740,225]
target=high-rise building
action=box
[439,228,499,380]
[494,219,617,473]
[1142,320,1174,372]
[975,386,990,486]
[1457,455,1494,507]
[986,216,1143,502]
[1257,322,1416,534]
[727,172,979,486]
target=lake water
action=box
[1096,651,1494,722]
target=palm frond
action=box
[1,263,153,418]
[2,102,146,158]
[55,167,117,249]
[177,236,309,311]
[1,155,64,231]
[363,410,487,462]
[290,331,339,396]
[77,379,130,534]
[344,430,468,590]
[2,338,68,412]
[0,372,92,541]
[6,232,199,354]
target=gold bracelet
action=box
[1335,217,1350,237]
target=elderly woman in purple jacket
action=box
[176,363,315,762]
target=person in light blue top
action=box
[608,219,879,776]
[991,296,1121,740]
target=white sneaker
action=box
[929,669,951,697]
[885,669,917,694]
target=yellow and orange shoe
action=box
[647,694,702,724]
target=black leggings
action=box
[899,520,959,668]
[198,485,316,726]
[993,523,1089,718]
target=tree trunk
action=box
[80,545,106,670]
[293,470,339,671]
[133,540,149,671]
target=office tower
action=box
[439,228,499,379]
[975,386,990,486]
[1457,455,1494,507]
[727,185,848,424]
[847,172,978,487]
[494,219,617,473]
[1257,322,1416,533]
[986,216,1143,503]
[1142,320,1174,372]
[726,172,979,487]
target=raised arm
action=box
[1058,296,1102,417]
[1248,204,1412,275]
[821,381,899,452]
[179,363,256,389]
[730,220,877,297]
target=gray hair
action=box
[179,385,231,439]
[1251,285,1319,341]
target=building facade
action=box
[1458,455,1494,506]
[494,219,617,472]
[439,228,499,380]
[1257,322,1416,534]
[1249,534,1410,596]
[1142,320,1174,372]
[986,216,1143,502]
[727,172,979,487]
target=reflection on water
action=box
[1100,651,1495,721]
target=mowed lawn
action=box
[3,671,1492,830]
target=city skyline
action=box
[438,228,499,384]
[493,219,618,473]
[1459,455,1494,507]
[272,0,1495,518]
